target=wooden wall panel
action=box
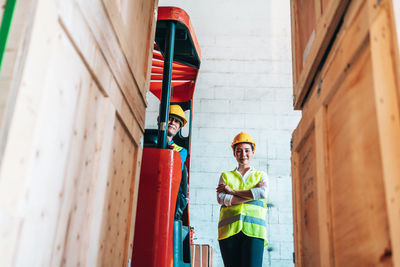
[290,0,350,109]
[74,0,150,129]
[294,127,321,266]
[321,0,331,13]
[97,118,139,267]
[0,3,61,265]
[327,46,391,266]
[0,12,116,266]
[369,2,400,264]
[0,0,156,266]
[292,109,333,266]
[291,0,400,266]
[292,0,316,79]
[47,56,116,267]
[102,0,158,98]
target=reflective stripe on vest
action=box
[171,143,183,152]
[218,170,268,243]
[218,214,266,228]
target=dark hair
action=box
[233,142,254,151]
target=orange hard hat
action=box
[231,132,256,150]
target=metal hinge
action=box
[293,252,295,264]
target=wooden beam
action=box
[291,152,303,266]
[387,0,400,105]
[314,0,322,22]
[393,0,400,58]
[392,1,400,46]
[290,0,299,98]
[314,107,334,267]
[369,3,400,265]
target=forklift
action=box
[132,6,201,267]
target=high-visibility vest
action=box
[170,143,183,152]
[218,170,268,243]
[169,142,187,170]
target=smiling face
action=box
[167,115,182,137]
[233,142,255,167]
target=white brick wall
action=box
[147,1,301,266]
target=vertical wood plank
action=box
[321,0,331,13]
[291,152,303,266]
[298,127,320,267]
[326,45,391,266]
[63,88,115,267]
[0,0,60,264]
[290,0,299,87]
[314,0,322,22]
[314,107,334,267]
[393,0,400,57]
[294,0,317,77]
[387,0,400,106]
[47,74,116,267]
[84,103,116,267]
[370,5,400,265]
[125,137,143,262]
[97,118,138,267]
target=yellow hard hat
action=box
[169,104,187,127]
[231,132,256,150]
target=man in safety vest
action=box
[166,104,188,220]
[166,104,188,168]
[216,132,268,267]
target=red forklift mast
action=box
[132,6,201,267]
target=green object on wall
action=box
[0,0,17,75]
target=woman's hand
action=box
[256,181,266,187]
[216,183,235,195]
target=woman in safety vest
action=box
[216,132,268,267]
